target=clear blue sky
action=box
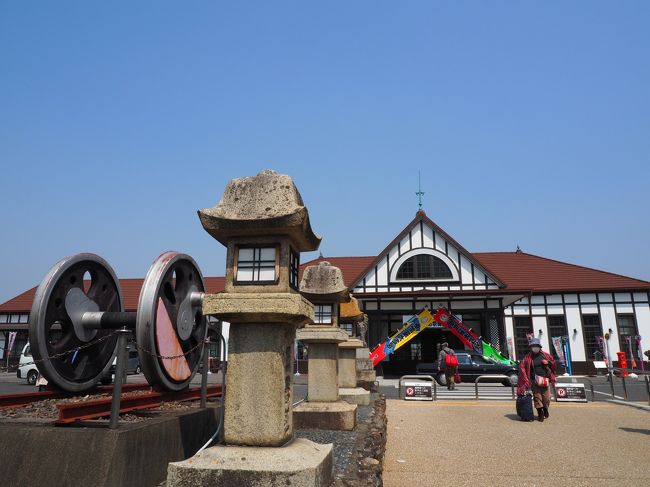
[1,2,649,303]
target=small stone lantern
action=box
[167,170,332,487]
[294,261,357,430]
[338,297,371,405]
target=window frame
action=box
[314,304,334,325]
[395,254,454,281]
[581,314,602,361]
[233,245,280,285]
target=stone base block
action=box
[293,401,357,431]
[339,387,371,406]
[167,438,332,487]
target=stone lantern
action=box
[167,170,332,487]
[294,261,357,430]
[338,297,371,405]
[340,298,377,391]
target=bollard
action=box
[609,371,615,398]
[645,375,650,406]
[621,374,628,400]
[109,328,130,429]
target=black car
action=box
[415,350,518,387]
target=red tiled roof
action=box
[2,252,648,313]
[0,277,227,313]
[472,252,650,293]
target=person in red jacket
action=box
[517,338,557,422]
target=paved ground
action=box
[383,399,650,486]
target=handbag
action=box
[454,371,462,384]
[534,376,549,387]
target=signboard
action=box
[402,381,433,401]
[555,383,587,403]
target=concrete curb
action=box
[605,399,650,411]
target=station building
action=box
[1,210,649,375]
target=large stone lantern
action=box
[294,261,357,430]
[167,170,333,487]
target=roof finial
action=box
[415,170,425,211]
[516,244,522,253]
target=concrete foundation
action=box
[167,437,333,487]
[0,407,220,487]
[293,401,357,431]
[339,387,371,406]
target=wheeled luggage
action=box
[516,393,534,422]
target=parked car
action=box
[16,343,40,385]
[416,350,518,387]
[100,349,142,384]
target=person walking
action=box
[517,338,557,422]
[438,342,458,390]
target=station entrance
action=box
[367,309,507,377]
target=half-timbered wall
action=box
[504,292,650,363]
[352,221,500,293]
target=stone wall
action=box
[332,395,387,487]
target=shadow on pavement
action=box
[619,427,650,436]
[503,414,521,422]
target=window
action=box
[581,314,602,361]
[289,248,300,290]
[235,247,277,283]
[10,315,20,324]
[396,254,453,280]
[19,314,28,324]
[547,315,568,360]
[514,316,533,360]
[24,345,31,357]
[456,353,471,365]
[314,304,333,324]
[0,315,7,324]
[617,314,638,360]
[410,342,422,360]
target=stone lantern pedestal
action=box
[294,327,356,430]
[338,338,371,406]
[167,170,332,487]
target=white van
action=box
[17,343,39,385]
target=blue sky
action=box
[1,2,649,303]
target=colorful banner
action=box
[595,335,607,364]
[369,309,434,366]
[433,308,514,365]
[551,336,565,365]
[625,336,637,369]
[433,308,483,353]
[7,331,17,357]
[636,336,644,372]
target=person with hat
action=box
[517,338,557,422]
[437,342,458,390]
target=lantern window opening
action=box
[289,247,300,290]
[314,304,333,324]
[234,245,279,284]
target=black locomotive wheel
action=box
[28,254,121,392]
[136,252,206,391]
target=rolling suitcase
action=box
[516,393,534,422]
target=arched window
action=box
[396,254,453,280]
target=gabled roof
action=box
[3,251,648,313]
[349,210,505,288]
[473,252,650,293]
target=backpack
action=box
[445,352,458,367]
